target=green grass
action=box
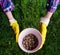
[0,0,60,55]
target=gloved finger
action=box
[39,23,47,49]
[15,24,20,43]
[16,32,19,43]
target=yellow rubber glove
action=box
[10,21,19,43]
[39,23,47,49]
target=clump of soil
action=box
[22,34,38,50]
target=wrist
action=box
[40,17,50,27]
[9,18,17,24]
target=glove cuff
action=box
[40,17,50,27]
[9,18,17,24]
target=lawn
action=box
[0,0,60,55]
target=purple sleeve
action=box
[0,0,14,13]
[46,0,60,13]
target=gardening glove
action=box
[39,23,47,49]
[10,21,19,43]
[39,17,50,49]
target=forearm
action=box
[6,11,14,20]
[44,12,53,19]
[5,11,17,24]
